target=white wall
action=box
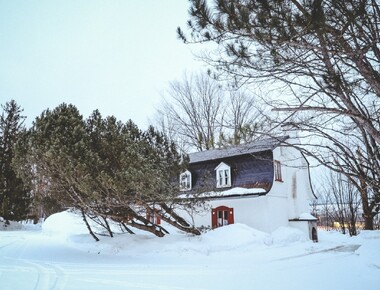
[272,141,315,220]
[176,194,289,234]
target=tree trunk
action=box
[157,212,201,235]
[98,205,169,237]
[363,212,374,230]
[358,187,373,230]
[81,208,99,242]
[356,149,374,230]
[102,216,113,238]
[159,203,191,227]
[128,220,165,237]
[348,210,357,236]
[157,204,201,235]
[120,222,135,234]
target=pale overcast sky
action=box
[0,0,204,128]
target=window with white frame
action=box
[179,170,192,191]
[215,162,231,188]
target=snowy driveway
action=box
[0,232,210,290]
[0,224,379,290]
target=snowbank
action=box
[0,217,22,231]
[42,210,312,258]
[271,226,309,244]
[200,223,273,250]
[42,210,89,237]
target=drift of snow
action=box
[42,210,90,236]
[0,210,379,290]
[0,217,23,231]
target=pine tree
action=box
[17,104,200,239]
[26,103,88,214]
[0,100,30,222]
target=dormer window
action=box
[180,170,192,191]
[215,162,231,188]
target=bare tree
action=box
[321,171,360,236]
[280,115,380,229]
[313,189,333,230]
[158,71,224,152]
[216,87,268,146]
[155,71,267,152]
[178,0,380,228]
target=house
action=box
[177,135,318,241]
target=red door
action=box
[146,208,161,225]
[212,206,234,228]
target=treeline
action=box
[312,171,380,236]
[0,100,201,240]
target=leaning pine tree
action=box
[15,104,201,240]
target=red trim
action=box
[211,206,234,228]
[212,208,217,228]
[229,208,234,225]
[146,208,161,225]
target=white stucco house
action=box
[176,135,318,241]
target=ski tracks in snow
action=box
[0,233,68,290]
[0,257,68,290]
[275,244,361,261]
[23,259,67,290]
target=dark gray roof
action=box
[189,135,289,164]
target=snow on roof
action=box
[204,187,266,198]
[180,187,267,200]
[289,213,318,221]
[189,135,289,164]
[299,213,318,220]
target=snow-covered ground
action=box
[1,211,379,290]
